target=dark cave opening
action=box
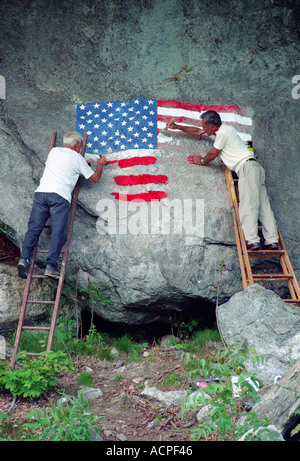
[80,297,218,342]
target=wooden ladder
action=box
[10,131,87,367]
[225,165,300,305]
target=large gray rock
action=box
[0,0,299,326]
[0,265,54,334]
[216,284,300,384]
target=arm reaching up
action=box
[88,156,107,183]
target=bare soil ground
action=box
[0,342,210,442]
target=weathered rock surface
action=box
[217,284,300,384]
[141,380,187,407]
[0,0,299,326]
[0,264,54,334]
[251,361,300,439]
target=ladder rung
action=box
[22,326,51,331]
[32,274,48,279]
[248,250,285,256]
[253,274,293,281]
[27,300,55,304]
[284,299,300,303]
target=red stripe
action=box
[157,99,242,114]
[114,174,168,186]
[111,191,167,202]
[117,156,157,168]
[107,157,157,168]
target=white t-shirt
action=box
[35,147,94,202]
[212,124,254,173]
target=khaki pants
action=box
[237,161,278,245]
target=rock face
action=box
[0,0,299,326]
[0,265,54,334]
[216,284,300,384]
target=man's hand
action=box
[97,155,107,166]
[89,156,107,183]
[166,121,203,137]
[166,120,177,130]
[187,148,221,167]
[187,155,204,165]
[199,132,209,140]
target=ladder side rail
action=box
[10,245,38,367]
[277,226,300,299]
[232,203,249,289]
[230,169,255,285]
[225,168,253,288]
[278,252,298,300]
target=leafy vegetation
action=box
[0,351,72,399]
[24,392,103,441]
[0,316,290,441]
[181,343,282,441]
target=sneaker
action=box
[247,242,260,251]
[264,242,279,250]
[44,265,60,280]
[18,258,30,279]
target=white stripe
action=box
[85,148,160,161]
[157,121,252,141]
[157,106,252,126]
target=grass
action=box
[177,328,221,355]
[78,372,94,387]
[8,319,149,363]
[8,318,221,364]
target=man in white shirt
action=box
[167,111,278,251]
[18,132,107,279]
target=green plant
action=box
[161,373,183,389]
[291,409,300,438]
[0,413,11,440]
[177,328,221,355]
[54,317,79,351]
[8,317,80,357]
[112,334,147,362]
[24,392,103,441]
[79,280,111,329]
[0,351,72,399]
[78,372,94,387]
[173,319,199,340]
[181,343,282,441]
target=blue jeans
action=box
[21,192,70,271]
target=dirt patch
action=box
[0,344,208,442]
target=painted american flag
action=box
[76,99,252,202]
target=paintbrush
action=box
[162,118,174,133]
